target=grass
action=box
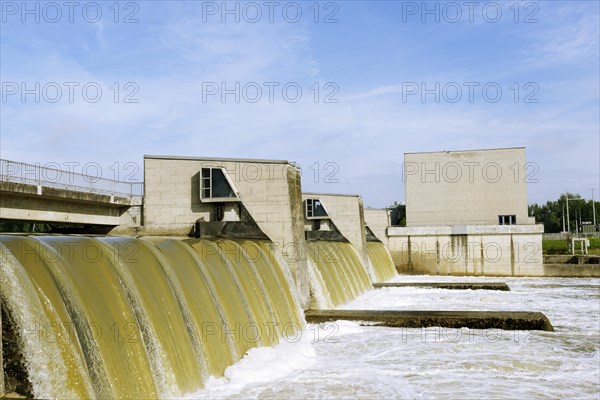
[543,238,600,255]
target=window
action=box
[498,215,516,225]
[305,199,329,219]
[200,168,239,202]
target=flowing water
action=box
[306,241,372,309]
[366,242,397,283]
[0,235,303,399]
[3,234,598,399]
[188,275,600,399]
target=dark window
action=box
[305,199,329,219]
[498,215,517,225]
[200,168,238,200]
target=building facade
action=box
[404,147,535,227]
[388,147,544,276]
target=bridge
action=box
[0,159,143,231]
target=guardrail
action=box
[544,232,600,240]
[0,159,143,197]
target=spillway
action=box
[0,235,304,399]
[367,242,397,282]
[306,241,372,309]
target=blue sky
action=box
[1,1,599,207]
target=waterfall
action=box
[305,241,372,309]
[366,242,397,282]
[0,235,303,399]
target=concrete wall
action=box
[388,225,544,276]
[302,193,369,269]
[364,208,390,245]
[1,307,3,398]
[0,181,141,228]
[404,147,535,227]
[143,155,309,309]
[543,264,600,277]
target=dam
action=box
[1,236,303,398]
[0,154,584,399]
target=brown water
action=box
[0,235,303,399]
[367,242,397,282]
[306,241,372,309]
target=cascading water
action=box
[366,242,397,282]
[0,235,304,399]
[306,241,372,309]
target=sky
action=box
[1,0,599,208]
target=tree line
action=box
[529,193,599,233]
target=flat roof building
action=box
[386,147,544,277]
[404,147,535,227]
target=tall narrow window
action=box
[200,167,240,202]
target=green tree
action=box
[529,193,599,233]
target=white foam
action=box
[184,331,317,399]
[182,276,600,399]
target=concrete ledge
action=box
[194,221,270,240]
[305,310,554,331]
[305,230,348,242]
[0,181,140,206]
[543,264,600,277]
[144,154,293,165]
[389,224,544,236]
[302,192,361,198]
[373,282,511,291]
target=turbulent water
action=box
[189,275,600,399]
[306,241,372,309]
[366,242,397,283]
[0,236,303,399]
[3,234,598,399]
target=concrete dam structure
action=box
[301,193,396,308]
[0,155,398,397]
[0,235,302,398]
[0,153,555,398]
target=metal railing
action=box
[543,232,600,240]
[0,159,144,197]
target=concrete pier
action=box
[373,282,511,291]
[305,310,554,331]
[143,155,311,309]
[1,307,4,398]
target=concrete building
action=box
[388,147,544,276]
[404,147,534,226]
[143,155,309,308]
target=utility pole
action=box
[566,191,570,233]
[593,189,597,231]
[562,205,566,232]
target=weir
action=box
[0,235,303,398]
[302,194,398,309]
[0,154,557,398]
[306,241,372,309]
[366,241,397,283]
